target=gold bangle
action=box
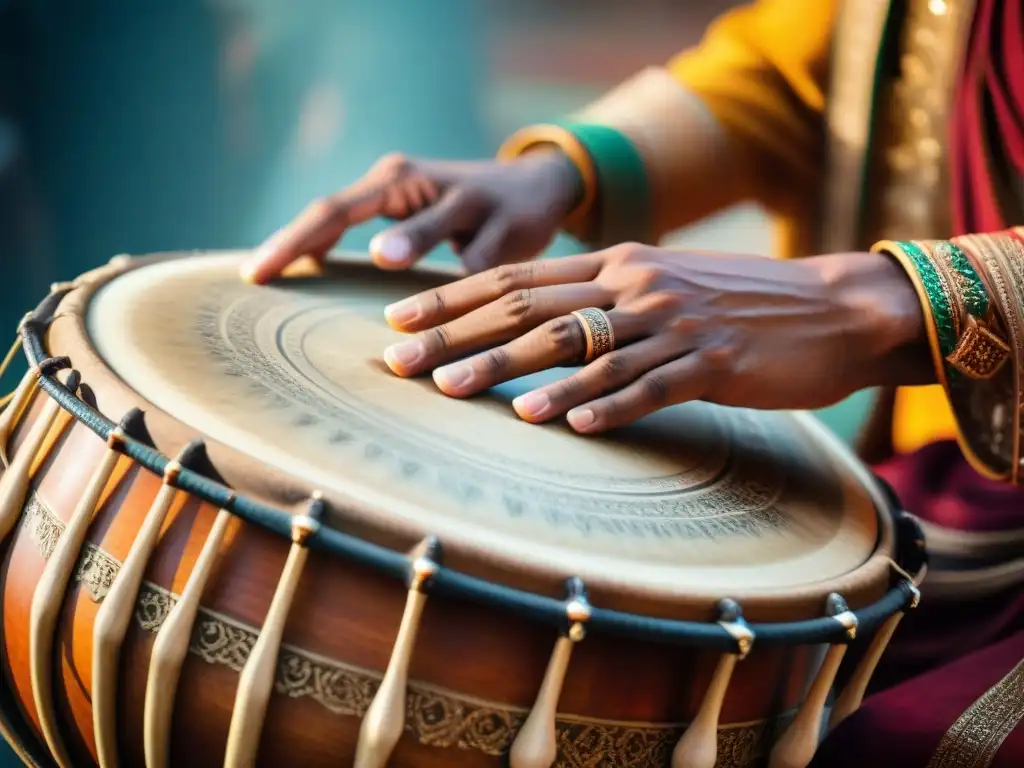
[497,125,597,235]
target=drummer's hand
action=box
[240,151,580,284]
[379,244,930,433]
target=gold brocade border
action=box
[876,0,976,243]
[19,494,785,768]
[820,0,891,254]
[926,657,1024,768]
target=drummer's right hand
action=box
[240,151,581,284]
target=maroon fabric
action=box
[874,440,1024,534]
[950,0,1024,235]
[812,629,1024,768]
[842,567,1024,694]
[808,441,1024,766]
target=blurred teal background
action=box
[0,2,872,763]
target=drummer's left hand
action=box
[380,244,930,433]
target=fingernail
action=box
[513,391,551,420]
[370,233,412,264]
[433,363,473,391]
[241,230,283,283]
[239,263,258,284]
[240,249,266,284]
[385,298,421,327]
[567,407,596,431]
[383,339,424,370]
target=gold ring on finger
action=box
[571,307,615,363]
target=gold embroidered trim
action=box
[947,234,1022,480]
[946,317,1011,380]
[992,234,1024,477]
[20,493,785,767]
[877,0,976,242]
[821,0,892,253]
[974,234,1024,480]
[926,656,1024,768]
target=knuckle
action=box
[598,351,633,382]
[608,242,646,264]
[645,290,683,315]
[668,314,702,335]
[308,195,340,221]
[483,347,511,375]
[431,325,454,352]
[546,316,586,358]
[703,344,737,372]
[492,262,534,295]
[631,266,666,293]
[551,375,584,405]
[623,290,680,322]
[429,288,448,316]
[375,152,415,181]
[640,374,671,406]
[502,288,535,326]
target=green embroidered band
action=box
[896,240,958,357]
[551,121,653,248]
[877,238,1008,383]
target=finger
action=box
[241,153,454,284]
[460,215,512,274]
[429,308,649,398]
[242,181,392,284]
[383,254,603,332]
[382,282,612,377]
[370,187,478,271]
[566,351,715,434]
[511,333,694,423]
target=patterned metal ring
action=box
[571,307,615,363]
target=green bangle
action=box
[551,121,652,247]
[896,241,958,357]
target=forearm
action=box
[497,0,837,252]
[497,69,761,250]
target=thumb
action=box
[369,188,479,270]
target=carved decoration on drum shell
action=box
[21,491,788,768]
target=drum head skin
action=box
[82,252,888,614]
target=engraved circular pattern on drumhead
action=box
[85,254,880,593]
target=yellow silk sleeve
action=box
[892,386,958,455]
[499,0,839,253]
[667,0,838,254]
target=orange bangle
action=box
[497,125,597,236]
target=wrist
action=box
[517,148,584,220]
[815,252,929,379]
[497,125,596,234]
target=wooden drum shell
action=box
[0,256,903,768]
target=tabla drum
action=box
[0,251,925,768]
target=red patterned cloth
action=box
[950,0,1024,234]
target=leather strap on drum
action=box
[224,494,325,767]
